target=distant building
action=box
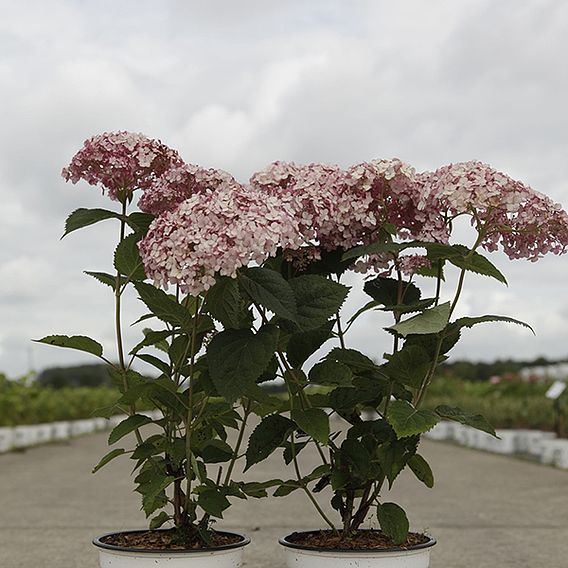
[519,363,568,382]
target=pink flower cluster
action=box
[62,131,182,201]
[420,161,568,260]
[63,131,568,292]
[138,162,235,216]
[139,180,303,295]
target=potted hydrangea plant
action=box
[36,132,289,567]
[232,160,568,568]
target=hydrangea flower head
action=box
[62,131,182,201]
[420,161,568,260]
[138,180,303,295]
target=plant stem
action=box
[223,399,251,486]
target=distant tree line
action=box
[36,364,113,389]
[439,356,567,382]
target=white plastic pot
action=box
[539,438,568,469]
[52,421,71,441]
[71,418,97,437]
[13,425,40,448]
[0,428,14,453]
[452,424,472,446]
[93,530,250,568]
[94,418,109,431]
[484,430,518,454]
[279,531,435,568]
[516,430,556,456]
[36,423,54,444]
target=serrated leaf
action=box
[325,348,378,372]
[389,302,451,337]
[245,414,295,470]
[34,334,103,357]
[364,277,421,307]
[62,207,121,238]
[208,325,279,403]
[239,267,297,321]
[448,246,507,285]
[92,448,126,473]
[289,275,350,330]
[308,359,352,386]
[205,276,243,328]
[291,408,330,444]
[286,321,334,368]
[114,234,146,281]
[408,454,434,488]
[451,315,534,335]
[199,439,233,463]
[126,212,155,234]
[136,353,170,375]
[149,511,170,530]
[377,502,409,545]
[197,488,230,518]
[387,400,438,437]
[435,405,496,436]
[130,329,173,355]
[84,271,117,290]
[108,414,152,444]
[383,345,431,389]
[134,282,192,328]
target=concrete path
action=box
[1,429,567,567]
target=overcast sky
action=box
[1,0,567,378]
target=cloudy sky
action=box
[1,0,567,377]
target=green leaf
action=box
[208,325,279,403]
[239,267,297,321]
[62,207,121,238]
[377,502,409,545]
[114,234,146,281]
[389,302,451,337]
[245,414,295,470]
[84,271,117,290]
[197,488,230,518]
[136,353,170,375]
[126,212,155,234]
[129,329,173,355]
[289,275,350,330]
[291,408,330,444]
[134,282,192,328]
[273,480,301,497]
[34,335,103,357]
[448,246,507,285]
[383,345,431,389]
[435,405,496,436]
[451,315,535,335]
[408,454,434,488]
[92,448,126,473]
[149,511,170,530]
[286,321,334,368]
[325,348,378,373]
[108,414,153,445]
[308,359,352,386]
[364,277,421,307]
[199,439,234,463]
[205,276,243,328]
[387,400,438,437]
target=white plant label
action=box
[546,381,567,400]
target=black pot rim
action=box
[279,529,436,553]
[93,529,250,554]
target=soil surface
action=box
[286,529,431,550]
[101,529,243,550]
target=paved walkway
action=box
[1,428,567,567]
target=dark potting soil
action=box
[101,529,242,550]
[286,529,430,550]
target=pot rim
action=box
[93,529,250,554]
[279,529,436,554]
